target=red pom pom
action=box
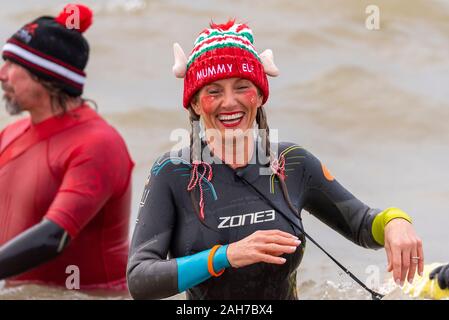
[210,19,236,31]
[55,4,93,33]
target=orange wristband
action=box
[208,245,225,277]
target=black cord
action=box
[236,173,384,300]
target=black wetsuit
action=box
[430,264,449,290]
[127,142,382,300]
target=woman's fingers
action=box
[262,243,298,255]
[227,230,300,268]
[400,246,411,285]
[385,244,393,272]
[407,237,424,282]
[417,238,424,276]
[407,248,418,284]
[260,229,298,239]
[391,245,403,285]
[252,230,301,247]
[384,219,425,286]
[264,235,301,246]
[254,230,298,242]
[256,253,287,265]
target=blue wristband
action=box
[177,244,230,292]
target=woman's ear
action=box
[190,100,201,116]
[190,92,203,116]
[256,89,264,109]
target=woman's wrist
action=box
[372,207,413,246]
[213,244,231,271]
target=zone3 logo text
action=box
[218,210,275,229]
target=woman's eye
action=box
[208,89,220,95]
[237,86,249,90]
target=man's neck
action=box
[29,98,83,124]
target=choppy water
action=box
[1,0,449,299]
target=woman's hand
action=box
[384,218,424,285]
[226,229,301,268]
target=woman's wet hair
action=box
[255,106,300,217]
[188,106,201,164]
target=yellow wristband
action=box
[372,207,413,246]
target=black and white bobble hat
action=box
[1,3,93,97]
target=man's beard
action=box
[2,82,22,115]
[2,87,22,116]
[3,96,22,115]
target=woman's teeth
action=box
[218,112,244,121]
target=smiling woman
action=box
[192,78,262,132]
[126,19,423,300]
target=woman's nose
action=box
[221,89,238,108]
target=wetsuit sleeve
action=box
[127,161,231,300]
[302,149,382,249]
[44,135,132,239]
[371,207,412,246]
[177,245,230,292]
[430,263,449,290]
[126,164,179,299]
[0,219,70,280]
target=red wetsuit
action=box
[0,105,134,290]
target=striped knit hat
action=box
[172,20,280,108]
[1,4,93,97]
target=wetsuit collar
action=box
[201,138,268,184]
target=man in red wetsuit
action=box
[0,4,134,290]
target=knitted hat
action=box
[172,20,280,108]
[1,3,93,97]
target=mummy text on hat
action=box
[196,63,254,80]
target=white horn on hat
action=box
[260,49,279,77]
[172,43,187,78]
